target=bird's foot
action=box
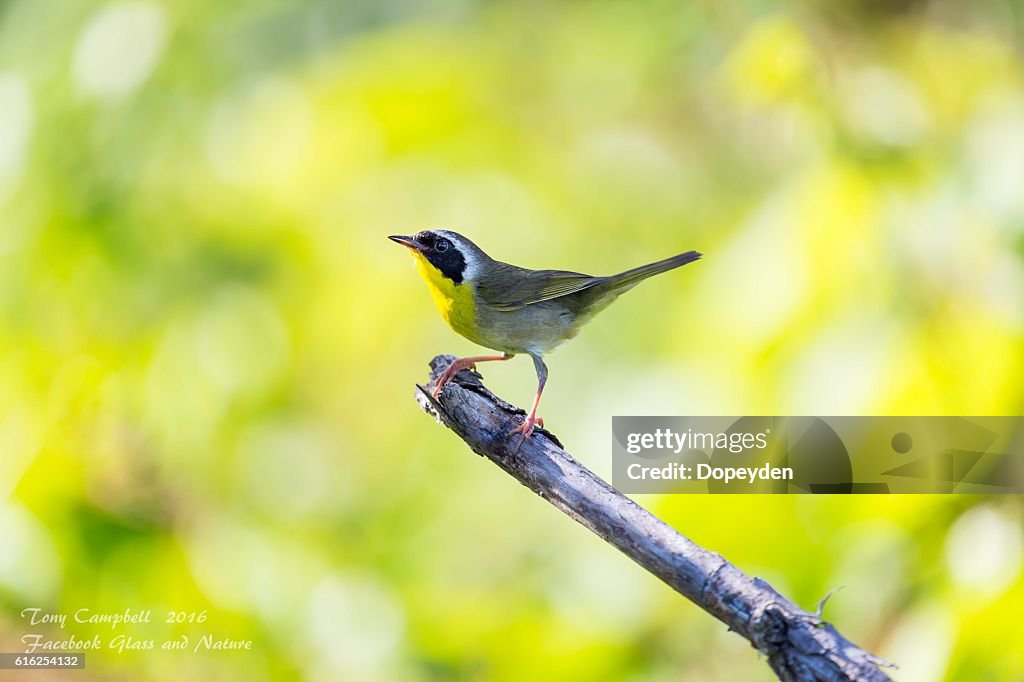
[431,361,475,398]
[510,415,543,453]
[431,354,514,398]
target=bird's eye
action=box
[435,239,450,252]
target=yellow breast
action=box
[412,252,478,341]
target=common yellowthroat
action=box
[390,230,701,447]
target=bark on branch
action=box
[415,354,894,682]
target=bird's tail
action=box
[606,250,702,291]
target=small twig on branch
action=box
[415,354,895,682]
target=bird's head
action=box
[388,230,484,285]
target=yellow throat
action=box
[410,251,477,335]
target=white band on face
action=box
[435,230,481,282]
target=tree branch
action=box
[415,354,895,682]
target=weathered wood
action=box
[415,354,894,682]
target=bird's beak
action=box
[388,235,422,251]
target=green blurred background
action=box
[2,0,1023,680]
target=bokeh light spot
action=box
[305,575,405,675]
[72,1,169,97]
[945,504,1023,598]
[839,67,929,147]
[0,503,61,603]
[0,72,32,198]
[205,76,313,187]
[195,286,291,396]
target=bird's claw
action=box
[431,362,475,398]
[510,415,543,453]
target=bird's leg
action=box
[511,354,548,452]
[432,353,514,398]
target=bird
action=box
[390,230,702,449]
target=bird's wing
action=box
[476,263,606,311]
